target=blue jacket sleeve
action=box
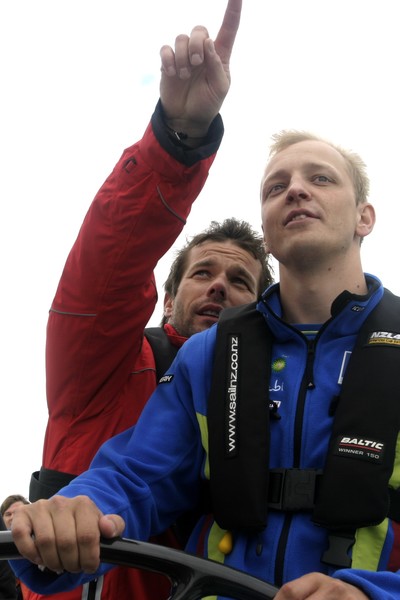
[334,568,400,600]
[11,335,208,594]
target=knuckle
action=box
[32,530,55,550]
[75,494,96,506]
[279,581,297,598]
[77,529,99,547]
[47,495,71,512]
[10,523,25,541]
[55,535,75,554]
[329,579,348,595]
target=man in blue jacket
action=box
[9,5,400,600]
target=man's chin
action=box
[193,316,219,333]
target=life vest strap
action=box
[268,468,323,511]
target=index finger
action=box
[11,501,49,566]
[214,0,242,64]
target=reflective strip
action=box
[388,433,400,489]
[352,519,389,570]
[387,432,400,569]
[81,576,104,600]
[204,521,228,600]
[197,412,210,479]
[352,432,400,570]
[49,308,97,317]
[81,583,89,600]
[207,521,227,564]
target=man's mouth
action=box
[197,306,222,319]
[284,210,318,226]
[290,214,308,222]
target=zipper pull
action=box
[306,340,316,389]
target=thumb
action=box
[99,514,125,538]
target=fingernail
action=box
[191,53,203,66]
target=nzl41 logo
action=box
[368,331,400,347]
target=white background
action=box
[1,0,399,501]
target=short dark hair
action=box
[0,494,29,516]
[161,218,273,324]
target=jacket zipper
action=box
[274,336,316,586]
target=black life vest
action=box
[208,290,400,539]
[144,327,179,380]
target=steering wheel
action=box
[0,531,278,599]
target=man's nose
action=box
[207,277,227,300]
[286,179,311,202]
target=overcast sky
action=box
[1,0,400,500]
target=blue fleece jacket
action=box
[12,275,400,599]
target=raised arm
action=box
[160,0,242,139]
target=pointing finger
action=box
[214,0,242,65]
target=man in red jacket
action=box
[28,0,272,598]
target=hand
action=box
[159,0,242,137]
[275,573,369,599]
[10,496,125,574]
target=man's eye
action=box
[192,270,209,278]
[233,277,250,289]
[313,175,331,184]
[267,183,285,197]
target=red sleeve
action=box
[43,120,216,472]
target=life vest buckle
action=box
[268,468,323,511]
[321,532,355,568]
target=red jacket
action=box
[29,103,222,600]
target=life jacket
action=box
[208,289,400,567]
[143,327,179,380]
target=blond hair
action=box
[268,130,370,205]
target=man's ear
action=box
[263,236,270,254]
[261,224,270,254]
[356,202,376,240]
[163,292,174,320]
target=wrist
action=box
[164,116,210,136]
[164,122,208,149]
